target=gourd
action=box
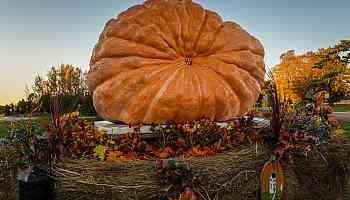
[87,0,265,124]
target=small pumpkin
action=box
[88,0,265,124]
[260,160,284,200]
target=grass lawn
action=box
[333,103,350,112]
[0,115,97,138]
[342,121,350,141]
[0,121,9,137]
[0,116,49,138]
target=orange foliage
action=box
[70,118,262,162]
[272,50,320,103]
[273,47,350,104]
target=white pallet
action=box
[94,118,269,136]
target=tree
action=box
[272,50,319,103]
[29,64,95,115]
[33,74,46,100]
[272,40,350,105]
[1,64,95,117]
[312,40,350,104]
[4,105,11,116]
[0,106,5,115]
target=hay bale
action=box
[289,138,350,200]
[54,139,350,200]
[54,144,269,200]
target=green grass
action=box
[0,121,9,137]
[0,116,51,138]
[341,121,350,138]
[333,103,350,112]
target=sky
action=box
[0,0,349,105]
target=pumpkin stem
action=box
[184,58,192,65]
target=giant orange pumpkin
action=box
[88,0,265,124]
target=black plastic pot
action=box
[18,167,53,200]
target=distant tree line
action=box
[0,64,96,116]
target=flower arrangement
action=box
[43,110,269,163]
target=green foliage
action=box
[341,121,350,139]
[2,64,96,116]
[310,40,350,104]
[0,105,5,115]
[94,145,106,161]
[0,121,9,137]
[6,118,50,167]
[79,95,97,116]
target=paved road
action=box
[334,112,350,122]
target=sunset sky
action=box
[0,0,349,105]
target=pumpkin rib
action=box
[117,4,146,22]
[132,17,179,56]
[198,21,225,57]
[97,63,173,102]
[105,34,176,58]
[215,55,263,87]
[191,10,208,58]
[182,3,191,56]
[190,65,217,120]
[147,24,181,58]
[231,64,261,99]
[193,66,218,120]
[202,60,255,113]
[202,65,242,115]
[105,21,176,57]
[184,2,205,57]
[199,65,240,117]
[95,37,175,62]
[213,51,265,85]
[89,57,174,91]
[207,22,264,57]
[94,63,176,122]
[151,8,183,55]
[215,48,264,59]
[248,35,265,57]
[121,65,180,123]
[172,4,186,57]
[191,66,204,119]
[123,6,183,57]
[142,64,184,122]
[197,48,261,60]
[101,13,177,60]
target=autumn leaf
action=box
[106,151,123,162]
[159,147,174,159]
[119,153,136,161]
[159,151,170,159]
